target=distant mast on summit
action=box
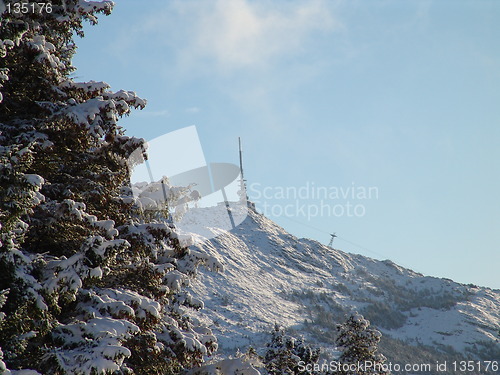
[238,137,251,207]
[239,137,244,179]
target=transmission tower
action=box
[239,137,249,205]
[328,233,337,248]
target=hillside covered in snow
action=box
[187,207,500,374]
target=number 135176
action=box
[452,361,498,372]
[5,2,53,14]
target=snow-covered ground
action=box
[186,207,500,366]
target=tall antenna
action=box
[328,233,337,248]
[238,137,249,204]
[239,137,244,177]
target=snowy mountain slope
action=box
[187,208,500,371]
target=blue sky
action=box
[73,0,499,289]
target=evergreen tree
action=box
[335,314,390,375]
[0,1,220,373]
[264,324,320,375]
[0,289,9,373]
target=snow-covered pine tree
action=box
[335,313,390,375]
[0,1,220,374]
[0,289,9,373]
[264,324,320,375]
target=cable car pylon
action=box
[328,233,337,248]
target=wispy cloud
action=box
[126,0,341,137]
[185,106,201,113]
[144,0,339,72]
[133,109,170,117]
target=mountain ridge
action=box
[187,208,500,373]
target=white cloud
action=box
[147,0,339,72]
[185,106,201,113]
[133,109,170,117]
[127,0,341,136]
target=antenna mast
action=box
[238,137,249,205]
[239,137,244,177]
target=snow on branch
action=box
[59,80,110,97]
[26,35,64,70]
[76,0,114,24]
[49,316,138,374]
[61,90,146,138]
